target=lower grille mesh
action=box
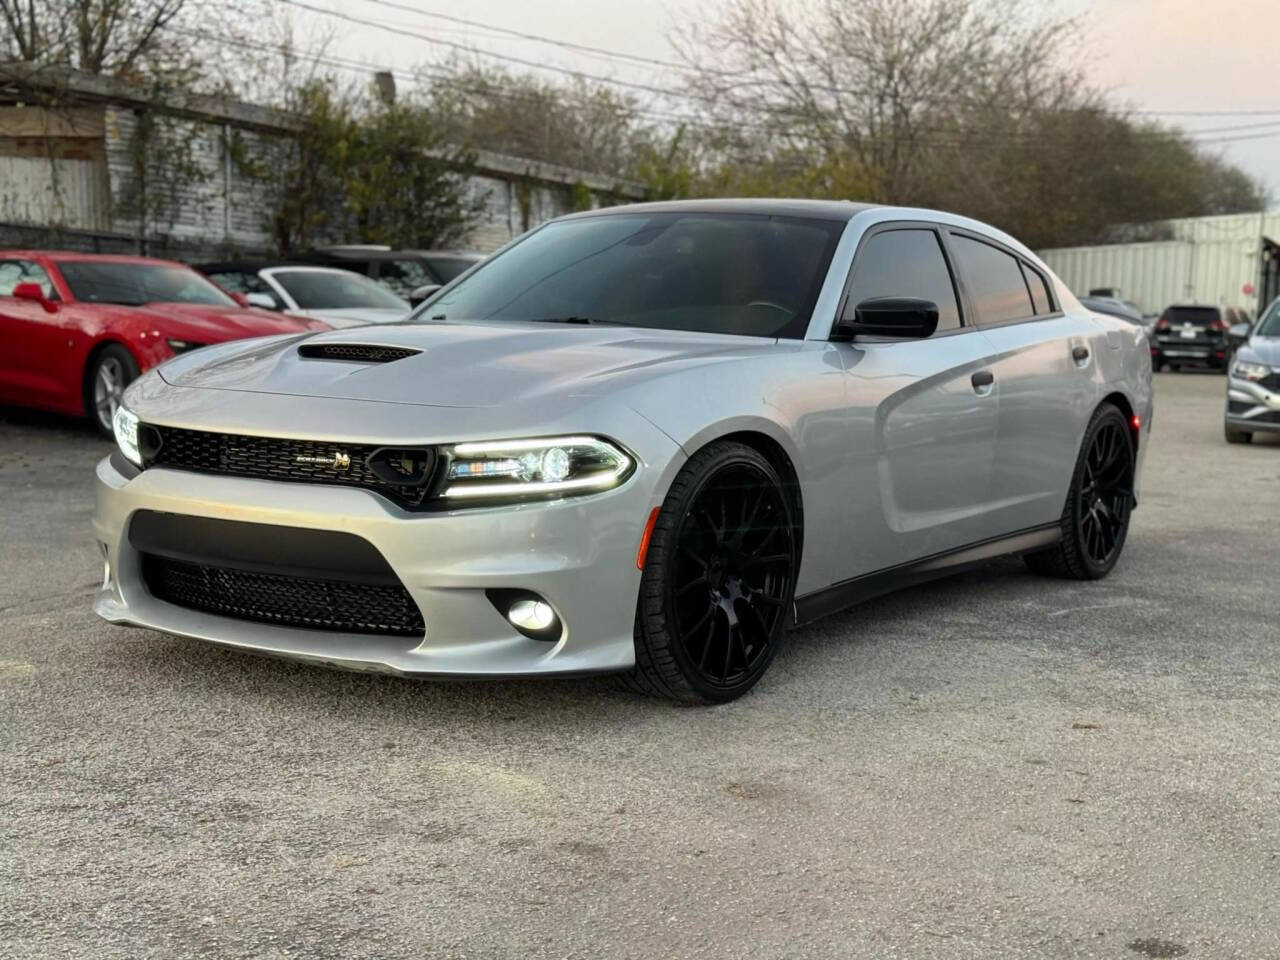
[141,554,425,637]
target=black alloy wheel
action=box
[625,441,797,704]
[1025,403,1136,580]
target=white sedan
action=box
[199,263,411,329]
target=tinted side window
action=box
[0,259,57,299]
[843,229,961,331]
[950,235,1034,324]
[1022,263,1053,315]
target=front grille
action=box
[141,554,425,636]
[141,426,436,508]
[1260,371,1280,393]
[297,343,420,363]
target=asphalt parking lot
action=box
[2,372,1278,960]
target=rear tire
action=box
[1225,426,1253,444]
[1025,404,1135,581]
[623,441,798,704]
[84,345,140,438]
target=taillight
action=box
[1208,318,1224,332]
[1155,316,1169,331]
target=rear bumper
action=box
[1225,377,1280,433]
[1152,342,1226,365]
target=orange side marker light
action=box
[636,506,661,570]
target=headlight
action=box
[1231,360,1271,382]
[442,436,632,500]
[165,338,205,354]
[112,405,141,466]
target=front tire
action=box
[85,345,140,438]
[1025,404,1135,580]
[1225,426,1253,444]
[624,441,798,704]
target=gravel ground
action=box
[2,372,1278,960]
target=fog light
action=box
[486,589,562,641]
[508,599,555,631]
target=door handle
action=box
[971,370,994,389]
[1072,345,1090,363]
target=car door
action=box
[947,231,1099,537]
[833,223,1001,575]
[0,258,75,409]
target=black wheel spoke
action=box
[677,575,709,598]
[744,553,790,568]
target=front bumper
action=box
[1226,376,1280,434]
[92,437,681,677]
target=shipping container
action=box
[1039,212,1276,317]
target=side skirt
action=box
[792,523,1062,627]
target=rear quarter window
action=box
[949,234,1034,325]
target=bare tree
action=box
[0,0,197,78]
[673,0,1085,202]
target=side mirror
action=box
[837,297,939,339]
[1227,322,1251,343]
[13,282,57,313]
[228,291,250,308]
[409,283,442,307]
[244,292,279,310]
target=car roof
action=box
[295,249,432,262]
[0,250,190,268]
[196,260,280,273]
[555,198,881,223]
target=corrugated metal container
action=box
[1040,235,1262,316]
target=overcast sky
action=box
[304,0,1280,199]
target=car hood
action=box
[102,302,319,339]
[293,308,407,328]
[157,320,787,408]
[1240,336,1280,366]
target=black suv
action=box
[1151,305,1233,372]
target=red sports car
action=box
[0,252,329,435]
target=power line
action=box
[162,10,1280,150]
[349,0,710,75]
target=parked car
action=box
[0,252,327,436]
[1224,297,1280,443]
[96,200,1152,703]
[1151,304,1233,371]
[196,263,411,328]
[290,246,486,300]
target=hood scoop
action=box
[297,343,421,364]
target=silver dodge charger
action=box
[94,200,1153,703]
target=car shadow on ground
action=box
[0,404,100,438]
[95,554,1042,727]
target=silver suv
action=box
[1225,298,1280,443]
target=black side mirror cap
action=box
[836,297,939,340]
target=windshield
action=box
[271,269,410,311]
[59,261,235,307]
[1256,301,1280,337]
[414,213,846,339]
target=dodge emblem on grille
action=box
[295,451,351,470]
